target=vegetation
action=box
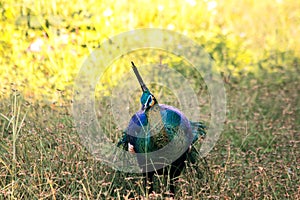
[0,0,299,199]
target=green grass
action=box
[0,70,299,199]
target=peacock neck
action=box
[145,103,161,124]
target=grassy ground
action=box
[1,70,299,199]
[0,0,300,199]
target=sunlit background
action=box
[1,0,299,103]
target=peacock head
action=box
[131,61,158,111]
[140,90,157,111]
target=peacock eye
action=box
[144,95,155,109]
[149,96,155,106]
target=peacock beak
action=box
[131,61,149,92]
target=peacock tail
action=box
[190,121,206,143]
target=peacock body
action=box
[117,62,206,196]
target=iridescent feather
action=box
[117,62,206,196]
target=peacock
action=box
[117,62,206,197]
